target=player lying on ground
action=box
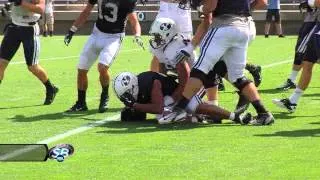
[273,1,320,112]
[161,0,274,126]
[113,71,251,124]
[0,0,58,105]
[276,2,317,90]
[63,0,144,113]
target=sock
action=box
[289,88,303,104]
[252,100,268,114]
[44,79,54,91]
[207,100,218,106]
[78,89,86,104]
[288,70,299,82]
[101,84,109,101]
[176,96,190,109]
[229,112,235,120]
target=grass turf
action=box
[0,35,320,179]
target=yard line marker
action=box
[11,48,142,65]
[37,114,120,144]
[262,59,292,69]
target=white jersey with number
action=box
[11,0,41,25]
[149,35,195,70]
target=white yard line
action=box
[262,59,292,69]
[11,48,142,65]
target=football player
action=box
[0,0,58,105]
[272,1,320,112]
[276,2,317,90]
[161,0,275,126]
[113,71,250,125]
[40,0,54,37]
[64,0,144,113]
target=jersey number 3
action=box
[98,1,118,23]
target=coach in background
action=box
[41,0,54,37]
[264,0,285,38]
[0,0,58,105]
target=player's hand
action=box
[8,0,21,6]
[120,92,136,108]
[133,35,145,50]
[64,30,75,46]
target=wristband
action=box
[70,25,78,33]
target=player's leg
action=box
[23,25,58,105]
[224,34,274,125]
[97,34,123,113]
[273,30,319,112]
[66,35,98,112]
[275,9,284,37]
[277,22,316,90]
[0,24,21,84]
[264,9,272,38]
[47,12,54,37]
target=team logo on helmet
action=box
[160,23,172,31]
[121,75,131,86]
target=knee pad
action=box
[186,95,203,114]
[190,69,208,86]
[233,76,252,92]
[120,108,146,122]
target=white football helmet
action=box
[113,72,139,101]
[149,17,178,49]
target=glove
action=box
[120,92,136,108]
[299,1,313,13]
[64,30,75,46]
[8,0,21,6]
[133,35,145,50]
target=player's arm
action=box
[307,0,320,7]
[251,0,267,10]
[19,0,45,14]
[171,61,190,101]
[128,12,144,49]
[64,2,94,46]
[132,80,164,114]
[192,13,212,47]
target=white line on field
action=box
[262,59,292,69]
[37,114,120,144]
[11,48,142,65]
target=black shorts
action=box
[304,23,320,63]
[266,9,281,23]
[204,60,227,89]
[0,23,40,66]
[294,22,317,65]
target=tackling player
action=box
[273,1,320,112]
[113,71,250,125]
[161,0,275,126]
[0,0,58,105]
[64,0,144,113]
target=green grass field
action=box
[0,35,320,179]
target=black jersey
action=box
[213,0,251,17]
[137,71,178,104]
[89,0,137,33]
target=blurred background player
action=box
[41,0,54,37]
[63,0,144,113]
[0,0,58,105]
[273,1,320,112]
[264,0,285,38]
[276,2,317,90]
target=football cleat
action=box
[65,101,88,113]
[272,98,297,113]
[247,65,262,87]
[44,86,59,105]
[158,107,187,124]
[98,97,109,113]
[249,112,275,126]
[276,79,296,90]
[234,112,252,125]
[48,144,74,162]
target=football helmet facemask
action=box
[113,72,139,101]
[149,18,178,49]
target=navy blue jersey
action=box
[89,0,137,33]
[137,71,178,104]
[213,0,251,17]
